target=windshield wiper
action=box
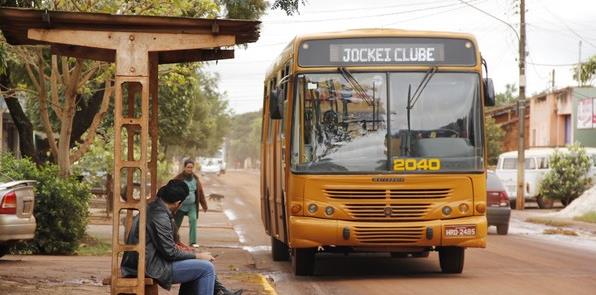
[338,67,374,106]
[403,66,438,156]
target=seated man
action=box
[121,179,216,294]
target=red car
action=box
[486,171,511,235]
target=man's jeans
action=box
[172,259,215,295]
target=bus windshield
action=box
[291,71,483,173]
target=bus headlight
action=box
[442,206,452,216]
[458,203,469,213]
[307,203,318,214]
[291,204,302,215]
[325,206,335,216]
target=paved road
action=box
[206,170,596,295]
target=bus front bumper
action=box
[288,215,487,249]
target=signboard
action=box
[298,37,476,67]
[577,98,594,129]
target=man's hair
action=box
[157,179,189,204]
[183,159,194,167]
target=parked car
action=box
[200,158,224,175]
[495,147,596,209]
[486,171,511,235]
[0,180,37,258]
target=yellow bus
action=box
[261,29,495,275]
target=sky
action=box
[206,0,596,114]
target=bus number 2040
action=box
[393,158,441,171]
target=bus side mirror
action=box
[483,78,495,107]
[269,88,283,120]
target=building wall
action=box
[485,103,529,153]
[572,87,596,147]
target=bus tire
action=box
[536,195,554,209]
[497,224,509,235]
[271,236,290,261]
[292,248,316,276]
[439,247,465,274]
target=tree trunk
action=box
[0,69,40,164]
[70,88,105,148]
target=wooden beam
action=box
[51,45,115,62]
[158,49,234,64]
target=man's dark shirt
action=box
[121,198,195,289]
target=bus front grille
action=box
[343,203,431,220]
[353,226,423,244]
[325,188,452,200]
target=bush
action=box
[485,116,504,166]
[0,153,91,254]
[539,144,592,204]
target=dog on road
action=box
[208,193,224,202]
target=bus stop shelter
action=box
[0,7,259,294]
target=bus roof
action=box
[264,28,479,79]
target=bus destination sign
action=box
[298,37,476,67]
[331,44,444,63]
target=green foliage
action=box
[539,144,592,203]
[0,42,6,76]
[220,0,268,19]
[160,68,231,157]
[573,55,596,86]
[574,211,596,223]
[227,111,262,167]
[0,153,91,254]
[485,116,504,166]
[495,83,517,106]
[271,0,305,15]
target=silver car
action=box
[0,180,36,257]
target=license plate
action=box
[22,200,33,214]
[445,225,476,237]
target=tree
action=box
[1,0,267,175]
[271,0,305,15]
[539,144,592,205]
[495,83,517,106]
[485,116,504,166]
[227,111,261,168]
[573,55,596,86]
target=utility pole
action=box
[577,40,582,86]
[516,0,526,211]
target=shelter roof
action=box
[0,7,260,63]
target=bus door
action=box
[260,85,272,235]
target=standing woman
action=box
[174,159,208,247]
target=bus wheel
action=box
[536,195,554,209]
[271,236,290,261]
[439,247,465,274]
[292,248,316,276]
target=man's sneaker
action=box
[191,244,200,248]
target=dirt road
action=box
[213,170,596,295]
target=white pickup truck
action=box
[0,180,36,257]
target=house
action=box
[485,102,529,153]
[529,87,596,148]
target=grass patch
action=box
[574,211,596,223]
[543,228,578,236]
[526,217,572,227]
[76,235,112,256]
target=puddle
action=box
[242,245,272,253]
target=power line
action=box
[383,0,487,27]
[294,0,460,15]
[264,0,478,24]
[537,2,596,50]
[457,0,519,42]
